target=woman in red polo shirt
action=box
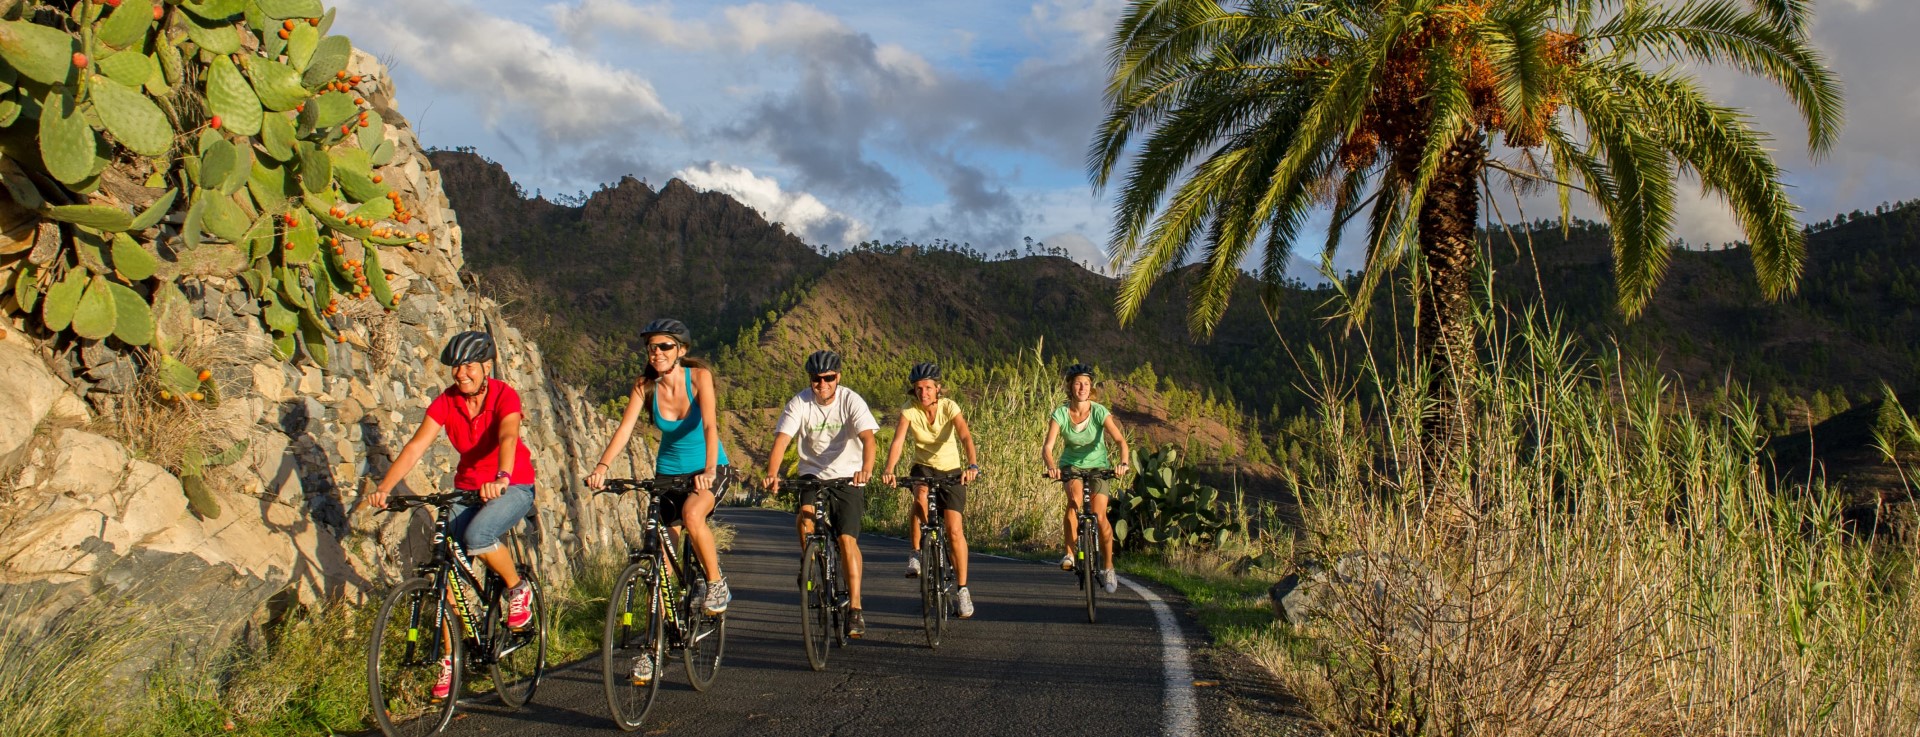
[366,331,537,698]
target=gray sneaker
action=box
[703,577,732,615]
[905,555,922,578]
[956,586,975,619]
[1100,569,1117,594]
[630,655,654,685]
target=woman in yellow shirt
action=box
[881,362,981,618]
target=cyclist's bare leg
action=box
[1062,480,1085,558]
[909,485,930,551]
[943,508,968,587]
[795,505,817,550]
[681,489,724,581]
[1092,493,1115,570]
[840,535,864,609]
[472,547,522,589]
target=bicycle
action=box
[596,477,728,731]
[895,474,968,649]
[787,477,854,670]
[367,491,548,737]
[1046,467,1120,623]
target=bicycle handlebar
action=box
[591,477,698,496]
[890,475,970,491]
[1043,468,1120,481]
[382,490,483,512]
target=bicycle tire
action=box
[921,535,946,648]
[491,571,547,708]
[683,568,726,690]
[368,576,461,737]
[800,540,832,670]
[1081,515,1100,623]
[603,558,664,731]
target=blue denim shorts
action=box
[449,484,535,555]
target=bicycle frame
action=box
[795,479,848,616]
[403,494,521,668]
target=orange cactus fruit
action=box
[197,370,212,382]
[189,392,205,402]
[72,52,87,68]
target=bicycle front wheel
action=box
[800,540,832,671]
[683,567,727,690]
[369,576,462,737]
[1080,516,1100,623]
[491,572,547,708]
[920,535,945,649]
[603,558,664,731]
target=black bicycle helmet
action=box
[439,330,495,366]
[639,318,691,345]
[804,350,841,376]
[1064,363,1095,381]
[908,361,941,383]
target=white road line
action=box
[1120,575,1199,737]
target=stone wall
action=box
[0,54,650,667]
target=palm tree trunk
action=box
[1414,132,1485,481]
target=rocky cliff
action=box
[0,53,647,670]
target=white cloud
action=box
[337,0,678,144]
[553,1,860,53]
[1026,0,1126,52]
[672,162,871,246]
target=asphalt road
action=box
[430,508,1234,736]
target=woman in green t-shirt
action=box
[1040,363,1131,593]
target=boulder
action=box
[0,336,64,470]
[1271,551,1460,652]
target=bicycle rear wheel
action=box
[603,559,664,731]
[683,568,726,690]
[369,576,462,737]
[800,540,832,671]
[1080,516,1100,623]
[491,571,547,708]
[920,535,946,649]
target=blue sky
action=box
[330,0,1920,278]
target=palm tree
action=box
[1090,0,1842,448]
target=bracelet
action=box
[594,461,609,471]
[967,463,980,471]
[495,471,511,480]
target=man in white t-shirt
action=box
[763,350,880,637]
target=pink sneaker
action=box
[432,657,454,700]
[506,582,534,630]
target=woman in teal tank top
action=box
[1040,363,1131,592]
[586,318,736,618]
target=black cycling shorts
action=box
[907,464,966,514]
[653,466,733,526]
[795,475,866,538]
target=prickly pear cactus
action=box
[0,0,419,378]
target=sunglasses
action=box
[810,373,840,384]
[645,341,680,353]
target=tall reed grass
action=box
[1274,313,1920,735]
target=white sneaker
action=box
[1059,553,1075,571]
[1100,569,1117,594]
[905,556,922,578]
[956,586,975,619]
[630,655,654,685]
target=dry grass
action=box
[1270,314,1920,736]
[91,329,263,495]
